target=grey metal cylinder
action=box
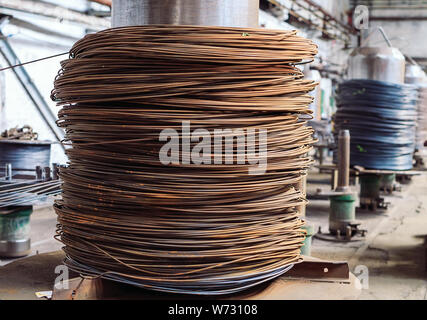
[0,206,32,258]
[0,140,52,175]
[405,64,427,150]
[405,64,426,85]
[112,0,259,28]
[0,239,31,258]
[337,130,350,191]
[348,47,405,84]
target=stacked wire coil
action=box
[416,84,427,149]
[335,79,418,170]
[52,25,317,295]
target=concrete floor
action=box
[306,166,427,299]
[1,162,426,299]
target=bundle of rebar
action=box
[0,179,61,208]
[52,25,318,295]
[335,79,418,170]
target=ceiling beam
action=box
[0,0,109,28]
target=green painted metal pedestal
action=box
[0,206,32,258]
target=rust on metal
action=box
[52,25,318,295]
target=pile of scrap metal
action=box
[1,125,38,140]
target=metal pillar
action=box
[337,130,350,191]
[112,0,259,28]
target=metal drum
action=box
[405,64,426,85]
[347,47,405,84]
[0,140,52,177]
[112,0,259,28]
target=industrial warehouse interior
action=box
[0,0,427,307]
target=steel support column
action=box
[337,130,350,191]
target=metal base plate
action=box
[357,203,389,213]
[314,232,365,243]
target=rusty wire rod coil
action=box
[52,25,318,295]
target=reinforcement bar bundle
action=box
[52,25,318,295]
[335,79,418,171]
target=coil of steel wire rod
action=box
[52,25,318,295]
[334,79,418,170]
[415,84,427,149]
